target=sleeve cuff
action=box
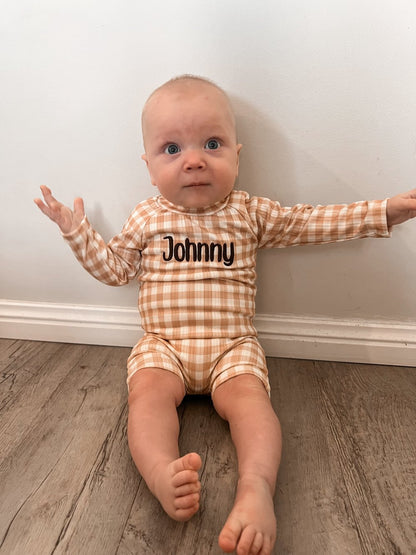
[61,216,89,242]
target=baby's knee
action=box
[128,367,185,407]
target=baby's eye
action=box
[164,143,181,155]
[205,139,221,150]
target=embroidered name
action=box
[162,235,234,267]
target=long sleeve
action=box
[244,196,391,249]
[62,215,142,286]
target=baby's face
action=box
[142,82,242,209]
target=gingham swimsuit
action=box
[64,190,389,394]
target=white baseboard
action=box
[256,314,416,366]
[0,299,415,367]
[0,300,143,348]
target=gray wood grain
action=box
[1,339,415,554]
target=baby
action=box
[35,75,416,555]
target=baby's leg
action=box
[128,368,202,521]
[212,375,282,555]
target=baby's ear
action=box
[141,153,157,187]
[235,144,243,174]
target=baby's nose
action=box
[184,150,207,170]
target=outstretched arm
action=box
[34,185,85,234]
[386,189,416,227]
[34,184,141,286]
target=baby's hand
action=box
[34,185,85,234]
[386,189,416,227]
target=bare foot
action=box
[218,474,277,555]
[151,452,202,521]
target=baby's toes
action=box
[174,492,200,510]
[175,480,201,497]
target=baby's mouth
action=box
[184,183,210,188]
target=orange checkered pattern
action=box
[127,334,270,395]
[63,190,390,340]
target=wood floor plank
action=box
[0,340,63,412]
[53,404,140,555]
[176,397,237,554]
[0,345,131,554]
[314,362,398,554]
[270,358,363,555]
[0,342,89,463]
[0,338,20,359]
[1,341,415,555]
[270,358,416,555]
[316,361,416,553]
[118,396,236,555]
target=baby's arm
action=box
[34,185,141,286]
[386,189,416,227]
[34,185,85,234]
[253,187,416,250]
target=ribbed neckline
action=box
[156,193,231,215]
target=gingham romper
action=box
[63,190,390,394]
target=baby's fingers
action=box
[39,185,61,209]
[72,197,85,227]
[35,185,85,233]
[34,195,47,212]
[73,197,85,217]
[34,194,57,220]
[35,185,75,233]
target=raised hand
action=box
[386,189,416,227]
[34,185,85,234]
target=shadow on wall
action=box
[231,94,297,315]
[227,95,416,321]
[231,94,296,202]
[231,94,369,205]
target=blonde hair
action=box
[141,75,236,145]
[146,74,224,100]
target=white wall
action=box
[1,1,416,360]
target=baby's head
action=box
[141,75,242,209]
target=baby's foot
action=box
[218,474,277,555]
[151,452,202,521]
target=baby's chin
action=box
[168,186,230,209]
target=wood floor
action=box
[0,339,415,555]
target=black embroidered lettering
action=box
[174,242,186,261]
[184,238,197,262]
[223,242,234,266]
[210,243,222,263]
[197,242,210,262]
[163,236,174,261]
[162,236,235,266]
